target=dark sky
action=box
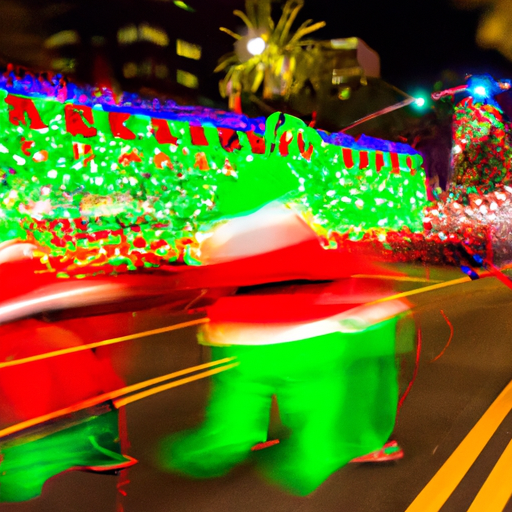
[2,0,511,100]
[298,0,512,93]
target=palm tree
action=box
[215,0,325,110]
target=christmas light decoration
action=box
[0,68,426,277]
[425,74,512,267]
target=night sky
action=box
[1,0,511,101]
[299,0,512,94]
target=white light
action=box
[247,37,266,56]
[473,86,487,97]
[415,97,425,107]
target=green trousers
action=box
[159,315,410,495]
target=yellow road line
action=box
[0,357,235,439]
[405,378,512,512]
[0,317,209,370]
[466,437,512,512]
[371,276,471,305]
[114,362,239,407]
[352,274,444,283]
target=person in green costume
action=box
[158,281,415,496]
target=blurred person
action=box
[158,204,416,496]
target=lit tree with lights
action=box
[214,0,325,111]
[432,74,512,195]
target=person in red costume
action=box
[0,241,136,503]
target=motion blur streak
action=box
[0,357,237,439]
[0,317,209,369]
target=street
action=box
[2,264,512,512]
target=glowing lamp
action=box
[247,37,266,56]
[414,97,425,107]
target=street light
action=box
[234,29,267,62]
[246,36,266,56]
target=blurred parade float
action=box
[0,66,427,282]
[426,74,512,269]
[0,65,511,292]
[0,64,427,500]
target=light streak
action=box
[430,310,454,362]
[0,357,237,439]
[0,317,209,369]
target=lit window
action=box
[118,25,138,45]
[176,39,201,60]
[51,58,76,71]
[118,24,169,47]
[139,23,169,46]
[44,30,80,49]
[332,67,361,84]
[177,70,198,89]
[123,62,138,78]
[140,60,153,76]
[155,64,169,79]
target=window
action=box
[44,30,80,49]
[123,62,138,78]
[176,39,201,60]
[177,70,198,89]
[118,24,169,46]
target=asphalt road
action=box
[2,264,512,512]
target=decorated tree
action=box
[433,74,512,196]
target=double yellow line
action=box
[0,357,238,440]
[405,378,512,512]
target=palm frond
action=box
[255,0,272,30]
[274,0,303,42]
[219,27,242,40]
[279,2,304,45]
[267,15,275,32]
[250,65,265,93]
[233,9,254,29]
[288,21,326,46]
[214,53,239,73]
[246,0,257,27]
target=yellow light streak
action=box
[370,276,471,305]
[0,357,235,440]
[0,317,209,370]
[352,274,443,283]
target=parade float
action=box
[425,74,512,270]
[2,67,510,286]
[0,67,426,282]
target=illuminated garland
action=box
[0,71,426,276]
